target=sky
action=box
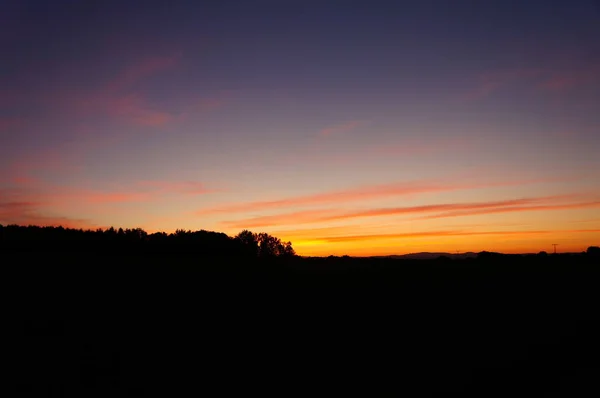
[1,0,599,256]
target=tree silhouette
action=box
[257,232,280,257]
[235,230,259,257]
[587,246,600,257]
[0,224,296,259]
[281,241,296,257]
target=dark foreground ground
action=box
[7,252,600,396]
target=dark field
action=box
[8,252,600,396]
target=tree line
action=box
[0,224,296,258]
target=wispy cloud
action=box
[105,94,173,127]
[1,185,152,207]
[420,201,600,220]
[0,200,99,229]
[197,177,565,216]
[317,198,547,223]
[69,55,225,128]
[106,54,181,93]
[222,209,334,229]
[2,168,217,229]
[319,120,364,137]
[0,178,217,228]
[137,180,216,195]
[537,66,600,92]
[68,191,153,204]
[538,76,579,91]
[199,180,453,215]
[14,182,214,205]
[369,135,477,157]
[221,194,590,229]
[462,63,600,101]
[3,149,77,185]
[176,96,227,123]
[62,55,183,128]
[462,68,542,101]
[315,228,600,243]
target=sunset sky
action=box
[1,0,599,256]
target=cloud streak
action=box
[105,94,173,127]
[537,63,600,92]
[462,68,542,100]
[463,63,600,101]
[60,55,183,128]
[420,201,600,220]
[69,55,225,129]
[0,201,99,229]
[137,180,216,195]
[316,228,600,243]
[197,177,558,216]
[200,181,452,215]
[1,176,217,227]
[221,195,593,229]
[319,120,363,137]
[106,55,181,93]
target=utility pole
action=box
[552,244,558,254]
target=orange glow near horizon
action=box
[283,228,600,257]
[2,169,599,256]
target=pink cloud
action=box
[39,182,215,205]
[319,120,364,137]
[221,209,334,229]
[60,55,182,128]
[106,54,181,93]
[220,194,589,229]
[3,149,79,185]
[103,94,173,127]
[537,65,600,92]
[462,68,542,101]
[137,180,216,195]
[463,63,600,101]
[420,201,600,220]
[316,198,543,223]
[3,175,215,212]
[176,96,227,123]
[538,76,580,91]
[0,200,100,229]
[22,54,225,132]
[197,176,565,216]
[316,228,600,243]
[72,191,152,204]
[369,135,477,157]
[199,180,458,215]
[75,56,223,128]
[319,229,554,243]
[0,178,216,229]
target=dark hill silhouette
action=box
[4,223,600,395]
[373,251,478,260]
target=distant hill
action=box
[372,252,479,260]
